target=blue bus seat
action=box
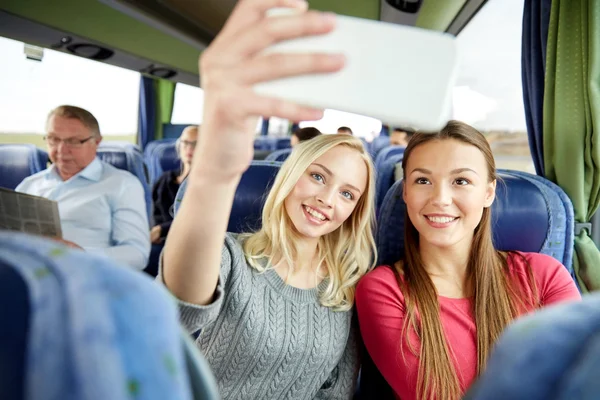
[377,169,576,274]
[253,137,277,151]
[370,136,390,159]
[143,139,178,184]
[265,148,293,162]
[148,142,179,184]
[0,144,49,190]
[145,161,282,276]
[0,232,219,400]
[275,137,291,149]
[375,153,404,212]
[99,141,141,153]
[97,148,152,222]
[374,146,405,172]
[175,161,282,233]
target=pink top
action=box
[355,251,581,400]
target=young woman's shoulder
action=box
[507,251,566,276]
[356,263,406,305]
[506,251,581,305]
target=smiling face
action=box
[403,138,496,251]
[284,145,368,241]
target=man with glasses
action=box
[16,105,150,270]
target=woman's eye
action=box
[311,173,324,183]
[455,178,470,185]
[415,177,430,184]
[341,191,354,200]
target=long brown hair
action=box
[397,120,538,400]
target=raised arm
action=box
[161,0,344,305]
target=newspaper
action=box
[0,188,62,238]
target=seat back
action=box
[0,232,219,400]
[377,170,576,274]
[265,148,293,162]
[175,161,282,233]
[370,136,390,158]
[375,153,404,212]
[143,139,179,184]
[374,146,405,172]
[97,148,152,220]
[275,137,291,149]
[0,144,49,189]
[253,136,276,151]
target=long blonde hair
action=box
[243,134,377,311]
[398,121,539,400]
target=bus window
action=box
[0,36,139,145]
[299,109,382,140]
[452,0,534,173]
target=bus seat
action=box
[370,136,390,158]
[377,169,576,273]
[99,141,142,153]
[143,139,178,184]
[97,148,152,222]
[374,146,405,173]
[465,292,600,400]
[265,148,293,162]
[175,161,282,233]
[253,137,276,151]
[144,161,282,276]
[0,232,219,400]
[275,137,291,149]
[148,142,179,184]
[375,153,404,212]
[0,144,49,190]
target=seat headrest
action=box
[96,149,152,221]
[275,138,291,149]
[375,152,404,211]
[0,232,219,400]
[377,170,575,272]
[97,149,129,170]
[152,143,180,183]
[265,148,293,162]
[374,146,405,171]
[0,144,48,190]
[175,161,282,232]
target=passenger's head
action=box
[401,120,496,252]
[244,134,377,311]
[45,105,102,180]
[176,125,199,165]
[390,127,413,147]
[290,127,321,147]
[337,126,353,135]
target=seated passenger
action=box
[290,126,321,147]
[337,126,353,135]
[389,127,413,147]
[16,105,149,270]
[355,120,581,400]
[159,2,377,398]
[150,125,198,244]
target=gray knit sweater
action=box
[160,234,359,399]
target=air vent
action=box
[385,0,423,14]
[67,44,114,60]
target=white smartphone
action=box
[254,9,459,131]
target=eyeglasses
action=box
[44,135,95,148]
[179,140,197,148]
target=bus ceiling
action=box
[0,0,486,87]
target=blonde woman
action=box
[160,0,377,398]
